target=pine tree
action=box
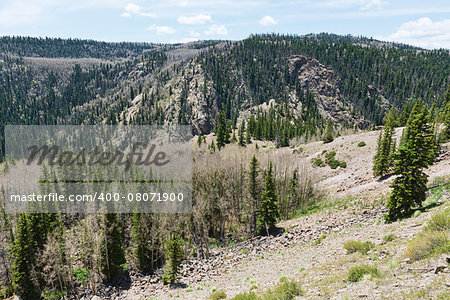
[373,124,394,177]
[162,233,183,284]
[248,155,259,235]
[101,213,125,280]
[441,88,450,142]
[209,140,216,153]
[215,110,230,150]
[11,214,38,298]
[231,131,237,143]
[322,119,334,143]
[238,119,246,147]
[257,162,279,235]
[385,100,436,222]
[245,125,251,144]
[131,213,153,272]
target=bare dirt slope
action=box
[122,129,450,300]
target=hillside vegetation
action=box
[0,34,449,299]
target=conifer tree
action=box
[238,119,246,147]
[322,119,334,143]
[162,233,183,284]
[231,131,237,143]
[245,127,251,144]
[131,213,153,271]
[101,213,125,280]
[257,162,279,235]
[215,110,230,150]
[373,124,394,177]
[248,155,259,235]
[385,100,437,222]
[11,214,38,298]
[441,88,450,141]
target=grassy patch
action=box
[231,279,302,300]
[404,231,449,261]
[262,279,302,299]
[231,291,258,300]
[343,240,375,255]
[314,233,327,245]
[424,209,449,232]
[209,290,227,300]
[240,248,249,255]
[388,259,399,269]
[382,233,397,243]
[347,265,382,282]
[405,210,450,261]
[292,195,357,218]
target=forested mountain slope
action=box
[0,33,449,299]
[0,33,448,154]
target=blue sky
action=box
[0,0,449,49]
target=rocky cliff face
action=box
[288,55,367,127]
[66,46,371,133]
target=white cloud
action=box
[385,17,450,49]
[258,15,277,26]
[318,0,387,10]
[147,25,176,35]
[360,0,386,10]
[121,3,156,17]
[177,0,190,7]
[204,24,228,35]
[177,14,212,25]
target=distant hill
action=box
[0,33,448,156]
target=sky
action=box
[0,0,449,49]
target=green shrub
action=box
[405,210,450,261]
[382,234,397,243]
[314,233,327,245]
[0,285,13,298]
[404,231,450,261]
[231,291,258,300]
[424,210,450,232]
[347,265,382,282]
[72,268,88,285]
[240,248,249,255]
[209,289,227,300]
[343,240,374,255]
[41,288,66,300]
[162,233,184,284]
[312,157,325,167]
[357,141,366,147]
[231,279,302,300]
[325,151,336,161]
[328,159,340,169]
[324,151,346,169]
[262,280,302,300]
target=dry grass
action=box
[343,240,375,255]
[404,209,450,261]
[347,264,382,282]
